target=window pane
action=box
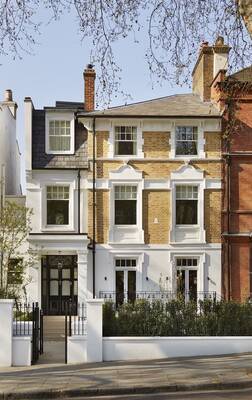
[115,200,136,224]
[175,126,198,156]
[47,200,69,225]
[176,200,198,224]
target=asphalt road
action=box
[29,387,252,400]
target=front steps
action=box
[43,316,65,341]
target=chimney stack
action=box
[84,64,96,112]
[192,37,230,102]
[4,89,13,102]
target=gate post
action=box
[0,299,14,366]
[86,299,104,363]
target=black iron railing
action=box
[13,303,33,336]
[99,291,221,303]
[65,301,87,364]
[13,302,43,364]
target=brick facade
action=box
[143,190,170,244]
[143,132,170,158]
[204,189,222,242]
[219,70,252,301]
[88,189,109,243]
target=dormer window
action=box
[46,112,75,154]
[175,126,198,156]
[115,126,137,156]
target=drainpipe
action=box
[92,118,96,298]
[77,169,81,234]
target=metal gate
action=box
[32,302,44,364]
[13,302,44,365]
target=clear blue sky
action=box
[0,9,190,191]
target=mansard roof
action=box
[79,93,220,118]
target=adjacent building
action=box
[212,66,252,301]
[0,89,22,196]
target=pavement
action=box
[1,352,252,399]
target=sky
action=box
[0,8,190,191]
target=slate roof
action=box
[229,66,252,82]
[79,93,220,118]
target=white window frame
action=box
[108,120,144,159]
[175,185,198,226]
[41,180,76,232]
[114,185,137,226]
[169,252,206,294]
[170,164,206,243]
[170,121,205,159]
[45,112,75,155]
[114,126,137,157]
[108,164,144,244]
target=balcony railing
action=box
[99,291,221,304]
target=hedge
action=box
[103,299,252,336]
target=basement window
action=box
[115,126,137,156]
[175,126,198,156]
[176,185,198,225]
[114,185,137,225]
[47,186,69,225]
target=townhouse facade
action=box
[25,96,91,314]
[25,40,228,313]
[80,41,225,305]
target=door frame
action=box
[41,255,78,315]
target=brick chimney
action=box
[83,64,96,112]
[192,37,230,102]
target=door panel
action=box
[42,255,78,315]
[116,271,124,306]
[128,271,136,303]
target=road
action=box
[30,387,252,399]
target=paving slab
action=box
[1,353,252,398]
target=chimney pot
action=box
[215,36,224,46]
[4,89,13,102]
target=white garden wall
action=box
[103,336,252,361]
[12,337,31,366]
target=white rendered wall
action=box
[12,337,31,366]
[95,245,222,298]
[103,337,252,361]
[0,104,21,195]
[67,336,87,364]
[0,300,14,367]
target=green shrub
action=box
[103,299,252,337]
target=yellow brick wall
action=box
[143,190,170,244]
[143,132,170,158]
[204,189,222,243]
[96,160,222,179]
[88,131,110,158]
[204,132,221,158]
[88,189,109,243]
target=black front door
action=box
[42,255,77,315]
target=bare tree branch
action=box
[0,0,251,105]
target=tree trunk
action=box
[238,0,252,36]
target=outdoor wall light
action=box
[146,276,149,281]
[104,276,107,281]
[166,276,169,281]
